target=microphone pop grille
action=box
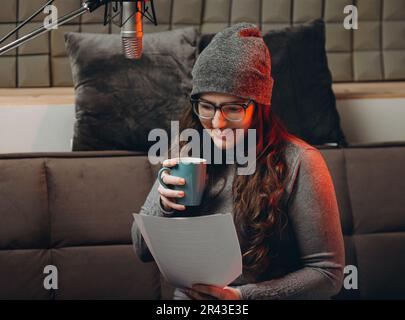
[122,37,142,60]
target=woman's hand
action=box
[158,159,186,211]
[183,284,242,300]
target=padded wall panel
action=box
[357,0,381,20]
[172,0,203,25]
[383,21,405,50]
[231,0,260,24]
[201,22,229,33]
[325,23,352,51]
[0,0,17,23]
[51,25,80,57]
[262,0,291,23]
[353,21,380,50]
[18,22,49,55]
[384,51,405,80]
[204,0,231,23]
[52,0,82,24]
[327,52,353,81]
[147,0,172,25]
[353,51,383,81]
[143,23,171,33]
[293,0,323,23]
[324,0,354,23]
[0,24,17,56]
[0,57,16,87]
[51,56,74,86]
[80,23,110,34]
[81,4,107,23]
[1,0,405,87]
[18,55,50,87]
[383,0,405,20]
[18,0,49,23]
[261,23,292,33]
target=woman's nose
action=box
[211,109,227,128]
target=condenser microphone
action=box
[121,1,143,59]
[0,1,157,58]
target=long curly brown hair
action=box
[177,102,292,276]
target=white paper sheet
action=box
[133,212,242,289]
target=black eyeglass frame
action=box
[190,98,255,122]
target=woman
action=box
[132,23,345,300]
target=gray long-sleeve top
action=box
[131,137,345,299]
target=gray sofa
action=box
[1,143,404,299]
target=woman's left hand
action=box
[183,284,242,300]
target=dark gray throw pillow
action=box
[199,20,346,147]
[65,27,198,151]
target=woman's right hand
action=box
[158,159,186,211]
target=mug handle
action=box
[158,167,171,188]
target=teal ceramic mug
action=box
[158,157,207,206]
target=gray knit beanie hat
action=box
[191,22,274,106]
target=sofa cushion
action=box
[1,145,405,299]
[0,158,49,250]
[320,149,353,235]
[65,27,198,152]
[344,147,405,234]
[0,250,52,300]
[0,152,162,300]
[47,156,154,248]
[52,245,160,300]
[320,145,405,299]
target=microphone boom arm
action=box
[0,0,157,56]
[103,0,157,27]
[0,5,88,56]
[0,0,55,46]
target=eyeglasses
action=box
[190,98,254,122]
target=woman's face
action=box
[198,92,255,150]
